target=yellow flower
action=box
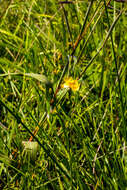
[61,77,80,92]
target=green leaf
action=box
[0,72,52,86]
[24,73,52,86]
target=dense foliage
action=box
[0,0,127,189]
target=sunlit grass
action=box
[0,0,127,189]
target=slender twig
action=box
[61,3,73,43]
[71,0,94,57]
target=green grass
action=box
[0,0,127,189]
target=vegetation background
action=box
[0,0,127,189]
